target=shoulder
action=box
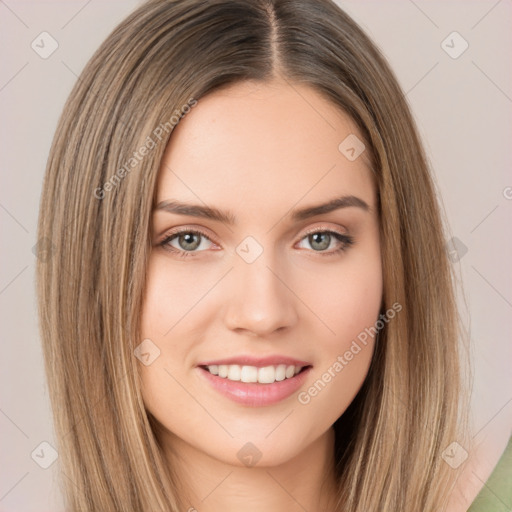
[446,433,512,511]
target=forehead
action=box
[156,80,375,214]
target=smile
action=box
[197,363,313,407]
[202,364,307,384]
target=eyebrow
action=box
[154,195,370,225]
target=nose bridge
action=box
[223,243,298,336]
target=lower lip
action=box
[196,366,312,407]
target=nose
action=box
[223,252,299,337]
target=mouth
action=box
[196,359,313,407]
[199,363,312,385]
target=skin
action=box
[139,79,383,511]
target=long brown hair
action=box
[36,0,471,510]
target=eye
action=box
[159,229,216,257]
[296,229,354,255]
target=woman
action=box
[36,0,474,510]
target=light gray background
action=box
[1,1,511,510]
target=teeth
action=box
[228,365,241,381]
[205,364,304,384]
[241,365,258,383]
[258,366,275,384]
[275,364,286,381]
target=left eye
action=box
[296,230,353,253]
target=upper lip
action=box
[197,355,312,368]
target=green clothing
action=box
[467,436,512,511]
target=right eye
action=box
[160,229,217,257]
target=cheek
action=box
[295,248,382,416]
[138,266,198,425]
[302,252,383,351]
[327,267,383,345]
[296,281,382,427]
[140,256,219,337]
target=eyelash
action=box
[158,227,354,259]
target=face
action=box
[139,79,382,468]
